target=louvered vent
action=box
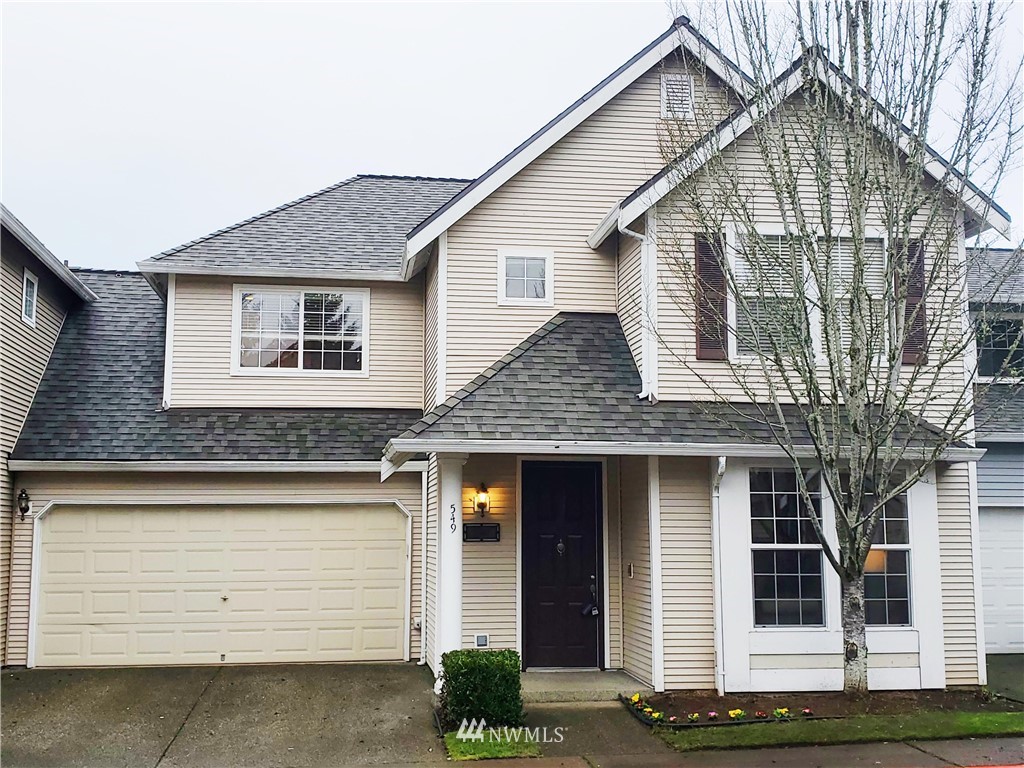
[661,74,694,119]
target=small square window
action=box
[498,249,553,306]
[22,269,38,326]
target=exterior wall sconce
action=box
[474,484,490,516]
[17,489,31,521]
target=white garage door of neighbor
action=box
[980,507,1024,654]
[35,504,408,667]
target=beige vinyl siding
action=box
[606,458,624,669]
[423,255,439,412]
[443,59,739,395]
[5,471,422,666]
[461,455,517,650]
[656,100,966,421]
[619,455,652,685]
[423,456,438,669]
[660,457,716,689]
[937,462,981,684]
[170,274,423,408]
[1,240,70,664]
[617,224,645,374]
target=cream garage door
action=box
[35,503,408,667]
[980,507,1024,654]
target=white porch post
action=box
[435,453,467,691]
[648,455,665,692]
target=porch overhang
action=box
[382,438,984,477]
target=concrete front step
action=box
[521,670,653,703]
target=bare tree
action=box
[657,0,1022,693]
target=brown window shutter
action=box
[695,233,728,360]
[898,239,928,365]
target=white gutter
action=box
[618,211,657,401]
[11,460,428,473]
[136,261,407,283]
[1,204,98,302]
[418,466,428,665]
[384,439,985,463]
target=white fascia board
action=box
[597,60,1010,242]
[136,261,407,283]
[404,25,751,264]
[1,204,98,302]
[386,438,984,462]
[588,205,622,250]
[10,460,428,473]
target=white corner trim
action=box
[162,273,175,408]
[710,456,727,694]
[10,460,427,474]
[967,460,988,685]
[434,454,467,686]
[435,232,449,407]
[419,467,429,664]
[25,496,414,669]
[648,455,665,692]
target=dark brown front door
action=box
[521,461,603,668]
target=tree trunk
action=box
[841,578,869,694]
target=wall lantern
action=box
[474,484,490,516]
[17,489,31,521]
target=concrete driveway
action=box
[987,653,1024,702]
[1,663,444,768]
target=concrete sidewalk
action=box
[443,737,1023,768]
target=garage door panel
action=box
[980,507,1024,653]
[36,504,408,666]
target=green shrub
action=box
[439,649,523,728]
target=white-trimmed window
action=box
[233,286,369,375]
[661,73,695,119]
[734,235,805,357]
[862,486,912,626]
[749,467,825,627]
[497,248,553,306]
[22,268,38,326]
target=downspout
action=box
[618,210,657,402]
[710,456,727,694]
[418,467,428,665]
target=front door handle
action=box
[556,538,566,556]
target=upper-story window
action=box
[661,73,695,120]
[498,248,554,306]
[976,315,1023,378]
[22,268,38,327]
[734,235,804,356]
[232,286,369,375]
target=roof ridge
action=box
[356,174,474,183]
[396,313,575,440]
[72,267,141,274]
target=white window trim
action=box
[22,268,39,327]
[863,488,913,628]
[497,247,555,307]
[660,72,695,120]
[726,224,889,365]
[229,283,371,378]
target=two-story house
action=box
[1,205,97,667]
[5,17,1013,693]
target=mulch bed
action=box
[646,688,1023,719]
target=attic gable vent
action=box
[661,73,694,119]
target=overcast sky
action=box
[2,2,1021,271]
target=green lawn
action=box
[656,711,1024,752]
[443,731,542,761]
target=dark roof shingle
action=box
[975,384,1024,439]
[139,175,470,278]
[12,270,420,462]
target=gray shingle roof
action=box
[395,312,952,448]
[138,175,470,278]
[975,384,1024,439]
[11,270,421,462]
[968,248,1023,305]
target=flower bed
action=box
[621,693,836,729]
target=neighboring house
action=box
[970,248,1024,656]
[5,18,1014,693]
[0,205,97,666]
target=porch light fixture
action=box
[17,489,30,521]
[474,484,490,516]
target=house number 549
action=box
[449,504,457,533]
